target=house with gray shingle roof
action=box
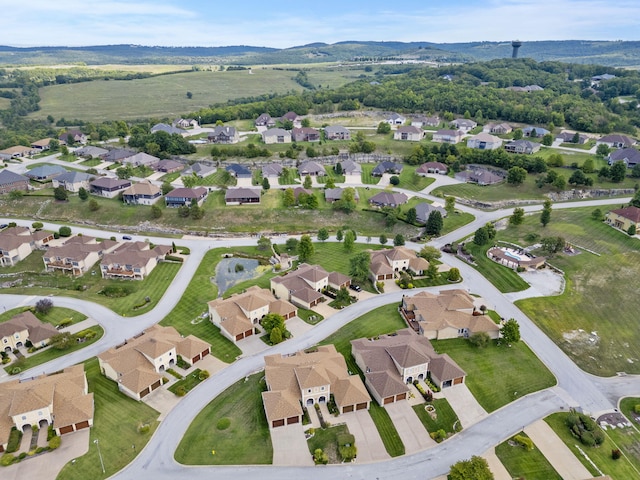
[52,171,95,192]
[368,191,408,207]
[0,170,29,194]
[25,165,67,181]
[324,125,351,141]
[608,148,640,167]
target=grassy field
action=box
[307,424,349,464]
[174,372,272,465]
[57,359,160,480]
[495,432,562,480]
[460,242,531,293]
[412,398,461,436]
[369,403,405,457]
[620,397,640,426]
[431,338,556,413]
[0,306,86,326]
[398,165,434,191]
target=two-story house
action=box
[0,311,58,351]
[208,126,239,144]
[164,187,208,207]
[122,181,162,205]
[261,128,291,144]
[100,241,171,280]
[43,235,119,276]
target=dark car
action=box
[122,235,132,240]
[0,224,7,229]
[349,284,362,292]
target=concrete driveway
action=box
[384,401,436,454]
[270,423,314,466]
[482,448,512,480]
[286,316,314,339]
[441,384,488,428]
[340,410,390,463]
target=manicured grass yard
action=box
[412,398,461,436]
[306,241,385,275]
[495,432,562,480]
[368,403,405,457]
[360,164,381,185]
[461,242,530,293]
[168,369,203,395]
[56,359,160,480]
[620,398,640,427]
[0,306,86,326]
[307,424,349,464]
[431,338,556,412]
[175,372,272,465]
[398,165,434,191]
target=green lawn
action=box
[461,242,530,293]
[56,359,160,480]
[369,403,405,457]
[360,164,381,185]
[174,372,272,465]
[620,398,640,427]
[441,211,476,236]
[307,424,349,464]
[412,398,461,436]
[431,338,556,412]
[398,165,435,191]
[306,241,385,275]
[495,432,562,480]
[297,308,324,325]
[0,306,86,326]
[168,369,203,395]
[279,167,300,185]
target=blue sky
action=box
[2,0,639,48]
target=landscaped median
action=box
[495,432,562,480]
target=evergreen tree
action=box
[425,210,443,236]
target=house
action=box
[73,146,108,158]
[52,171,95,193]
[225,187,261,205]
[597,134,636,149]
[281,111,299,125]
[0,310,58,351]
[43,235,119,276]
[483,123,512,135]
[225,163,252,179]
[369,191,408,208]
[400,290,500,340]
[293,187,314,202]
[89,177,132,198]
[339,160,362,175]
[262,128,292,144]
[30,138,54,151]
[262,345,370,428]
[255,113,276,128]
[100,148,137,163]
[605,206,640,232]
[25,165,67,181]
[324,125,351,141]
[372,161,403,176]
[556,131,589,144]
[466,132,503,150]
[415,203,447,224]
[0,170,29,194]
[432,129,463,144]
[155,159,184,174]
[416,162,448,175]
[393,126,425,141]
[261,163,283,179]
[506,85,544,92]
[121,152,159,168]
[455,168,504,185]
[98,325,210,400]
[271,263,348,309]
[0,364,93,448]
[291,127,320,142]
[0,169,30,194]
[298,160,325,176]
[592,73,616,83]
[0,226,53,267]
[100,241,171,280]
[386,113,406,125]
[608,148,640,167]
[522,126,550,138]
[208,286,296,343]
[411,115,440,128]
[369,246,429,281]
[173,118,199,129]
[449,119,477,133]
[182,162,216,178]
[58,130,87,145]
[504,139,540,154]
[351,329,466,405]
[150,123,187,136]
[164,187,208,207]
[324,188,359,203]
[122,181,162,205]
[208,126,239,144]
[0,145,34,160]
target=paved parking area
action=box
[270,423,314,466]
[384,401,436,454]
[340,410,390,463]
[441,384,487,428]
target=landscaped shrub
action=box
[634,404,640,414]
[198,370,210,381]
[48,436,61,450]
[164,255,184,263]
[11,367,21,375]
[99,284,134,298]
[176,355,190,369]
[55,319,72,329]
[1,453,16,466]
[313,448,328,465]
[175,386,186,397]
[166,368,183,379]
[216,418,231,430]
[566,411,604,446]
[376,281,384,292]
[327,395,339,415]
[513,434,534,450]
[430,429,447,443]
[612,449,622,460]
[47,426,55,441]
[137,424,150,434]
[6,428,22,453]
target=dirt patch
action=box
[597,412,632,428]
[562,329,600,349]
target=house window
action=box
[22,416,26,420]
[308,389,311,393]
[321,386,325,391]
[38,411,43,416]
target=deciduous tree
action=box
[298,234,314,261]
[349,252,371,282]
[500,318,521,344]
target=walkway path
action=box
[442,384,488,428]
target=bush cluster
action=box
[566,411,605,447]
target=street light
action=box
[94,438,105,474]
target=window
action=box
[308,389,311,393]
[22,416,26,420]
[321,386,325,391]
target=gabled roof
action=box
[54,171,95,184]
[122,181,161,197]
[298,160,325,175]
[225,187,260,201]
[225,163,251,176]
[261,163,283,177]
[369,191,408,205]
[90,177,131,189]
[0,170,28,186]
[609,206,640,223]
[339,160,361,174]
[151,123,186,135]
[166,187,207,199]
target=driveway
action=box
[441,383,488,428]
[286,316,314,339]
[505,268,565,302]
[270,423,314,466]
[237,332,269,357]
[339,410,390,463]
[384,401,436,454]
[482,448,512,480]
[343,174,361,184]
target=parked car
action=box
[0,224,8,229]
[349,284,362,292]
[122,235,132,240]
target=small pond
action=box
[214,257,263,296]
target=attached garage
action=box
[286,416,299,425]
[139,387,151,398]
[343,405,354,413]
[454,377,464,385]
[202,348,210,356]
[272,419,285,428]
[0,445,4,453]
[395,393,407,401]
[59,425,74,435]
[383,396,394,405]
[191,353,201,363]
[151,380,162,391]
[75,420,90,430]
[356,402,368,410]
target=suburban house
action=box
[432,129,463,144]
[522,126,550,138]
[182,162,216,178]
[504,139,541,154]
[291,127,320,142]
[271,263,350,309]
[415,203,447,224]
[120,152,159,168]
[281,111,299,125]
[411,115,440,128]
[556,131,589,144]
[98,325,210,400]
[100,148,137,163]
[89,177,132,198]
[455,167,504,185]
[597,134,637,149]
[262,128,291,144]
[339,160,362,175]
[25,165,67,181]
[351,329,466,405]
[155,159,184,173]
[208,126,239,144]
[386,113,406,125]
[605,206,640,232]
[507,85,544,92]
[324,188,359,203]
[225,187,261,205]
[150,123,187,136]
[173,118,198,129]
[208,286,297,343]
[43,235,119,276]
[449,119,477,133]
[58,130,87,145]
[164,187,208,207]
[0,364,93,449]
[466,132,503,150]
[255,113,276,128]
[30,138,54,151]
[368,191,408,208]
[122,181,162,205]
[261,163,283,179]
[225,163,252,179]
[608,148,640,167]
[0,145,34,160]
[372,161,403,176]
[74,146,108,158]
[262,345,371,428]
[0,226,53,267]
[400,290,500,340]
[483,123,512,135]
[369,246,429,281]
[591,73,616,83]
[416,162,448,175]
[393,126,425,141]
[324,125,351,141]
[298,160,326,176]
[293,187,314,202]
[100,241,172,280]
[52,171,95,192]
[0,310,58,351]
[0,170,29,194]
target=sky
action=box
[1,0,639,48]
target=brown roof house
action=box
[0,310,58,351]
[98,325,210,400]
[89,177,132,198]
[605,206,640,233]
[467,132,503,150]
[0,146,34,160]
[449,119,477,133]
[270,263,350,309]
[100,241,172,280]
[291,127,320,142]
[432,129,463,144]
[0,170,29,194]
[351,329,466,405]
[369,246,429,281]
[262,344,371,428]
[225,187,261,206]
[393,125,425,141]
[401,290,500,340]
[483,123,512,135]
[324,125,351,141]
[122,181,162,205]
[0,226,53,267]
[58,130,87,145]
[297,160,325,176]
[0,364,93,450]
[43,235,119,276]
[368,191,408,208]
[417,162,448,175]
[155,159,184,174]
[30,138,54,151]
[165,187,208,208]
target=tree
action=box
[541,236,565,254]
[257,235,271,251]
[540,199,552,227]
[283,188,295,207]
[262,313,286,337]
[343,230,355,252]
[507,166,527,186]
[88,199,100,211]
[333,187,357,214]
[50,332,73,351]
[632,164,640,179]
[500,318,521,344]
[376,121,391,134]
[510,207,525,225]
[35,298,53,315]
[513,129,523,140]
[553,174,567,191]
[546,153,564,167]
[541,133,553,146]
[151,204,162,219]
[628,224,637,236]
[9,190,23,200]
[116,165,133,180]
[336,229,344,241]
[426,262,439,280]
[469,332,491,348]
[379,234,388,245]
[349,252,371,282]
[582,157,595,173]
[610,161,627,183]
[317,228,329,242]
[445,196,456,215]
[298,234,314,261]
[334,162,343,175]
[161,182,173,195]
[393,234,405,246]
[630,189,640,208]
[190,205,205,219]
[596,143,610,157]
[269,327,283,344]
[303,175,312,189]
[53,186,68,201]
[425,210,443,236]
[572,131,581,143]
[324,176,335,189]
[406,207,417,224]
[285,238,299,253]
[177,205,190,218]
[58,226,72,237]
[448,268,461,282]
[485,222,496,240]
[336,287,351,304]
[262,177,270,190]
[473,227,489,246]
[31,221,43,230]
[182,175,197,188]
[419,245,441,262]
[591,208,603,221]
[389,175,400,186]
[186,91,193,99]
[78,187,88,201]
[449,456,494,480]
[569,169,589,185]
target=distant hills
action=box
[1,40,640,67]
